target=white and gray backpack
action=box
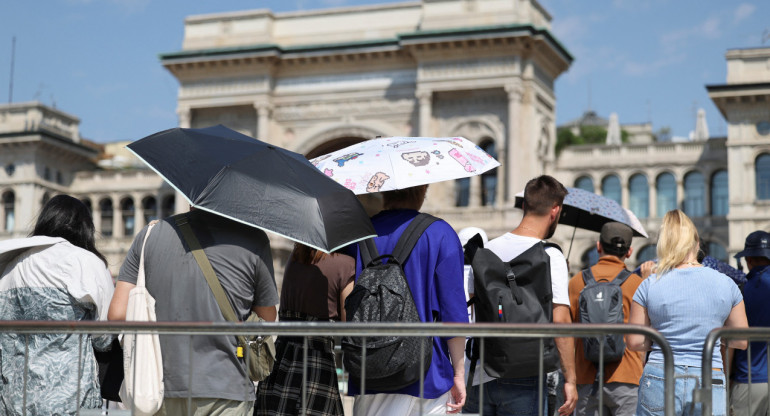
[578,268,631,364]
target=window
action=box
[100,198,113,237]
[56,170,63,185]
[455,177,470,207]
[711,170,729,216]
[708,242,728,262]
[637,245,657,264]
[656,173,677,216]
[581,247,599,269]
[574,176,594,193]
[2,191,15,232]
[142,196,158,224]
[756,154,770,200]
[629,174,649,219]
[81,198,92,214]
[684,171,706,217]
[121,198,135,237]
[5,164,15,177]
[480,140,497,206]
[601,175,622,205]
[43,166,51,181]
[161,195,175,219]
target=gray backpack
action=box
[578,267,631,364]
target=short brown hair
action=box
[382,185,426,208]
[522,175,567,216]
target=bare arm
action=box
[338,280,354,322]
[446,336,467,413]
[553,304,577,416]
[724,300,748,350]
[640,261,656,279]
[252,305,277,322]
[627,301,653,351]
[108,280,135,321]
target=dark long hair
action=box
[31,194,107,266]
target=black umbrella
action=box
[127,125,376,253]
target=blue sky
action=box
[0,0,766,143]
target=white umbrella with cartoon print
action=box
[309,136,500,195]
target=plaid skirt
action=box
[255,314,343,416]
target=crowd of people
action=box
[0,175,768,416]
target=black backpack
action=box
[465,237,561,381]
[342,213,438,391]
[578,267,631,364]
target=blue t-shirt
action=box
[348,209,467,399]
[633,267,742,368]
[733,265,770,383]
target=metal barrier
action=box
[0,321,675,416]
[700,327,770,416]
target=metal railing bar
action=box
[598,336,604,416]
[76,334,83,416]
[419,337,425,415]
[748,341,753,415]
[302,336,308,416]
[361,336,367,414]
[131,332,137,416]
[23,334,28,416]
[538,338,544,416]
[479,337,484,416]
[187,334,193,416]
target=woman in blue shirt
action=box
[628,209,748,416]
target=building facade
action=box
[2,1,768,279]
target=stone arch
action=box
[447,118,504,148]
[295,122,398,157]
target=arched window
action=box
[756,154,770,200]
[161,194,175,219]
[656,173,677,216]
[629,174,649,219]
[81,198,92,214]
[637,244,657,264]
[581,246,599,269]
[480,140,497,206]
[601,175,622,205]
[2,191,15,232]
[708,242,728,262]
[711,170,729,216]
[574,176,594,193]
[56,170,63,185]
[684,171,706,217]
[43,166,51,181]
[99,198,113,237]
[121,197,135,237]
[142,196,158,224]
[455,177,470,207]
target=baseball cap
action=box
[734,230,770,259]
[600,222,633,255]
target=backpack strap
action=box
[544,241,562,253]
[613,269,633,286]
[358,238,380,268]
[581,267,595,286]
[391,213,439,265]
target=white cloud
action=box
[622,54,685,77]
[659,16,721,54]
[733,3,756,23]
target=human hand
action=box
[640,261,656,279]
[446,374,466,413]
[558,381,578,416]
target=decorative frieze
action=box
[274,98,416,122]
[180,76,269,99]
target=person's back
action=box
[568,222,643,416]
[349,185,467,416]
[112,210,278,413]
[730,231,770,416]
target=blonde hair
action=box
[655,210,699,276]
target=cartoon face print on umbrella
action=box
[366,172,390,192]
[401,151,430,167]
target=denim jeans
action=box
[637,364,726,416]
[463,376,548,416]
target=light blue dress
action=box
[0,237,115,416]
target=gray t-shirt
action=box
[118,211,278,401]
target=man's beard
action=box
[544,216,558,239]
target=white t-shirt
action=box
[466,232,570,385]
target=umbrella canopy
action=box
[309,136,500,195]
[515,187,648,238]
[127,125,376,253]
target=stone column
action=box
[470,175,482,207]
[177,107,191,128]
[134,194,145,235]
[649,180,658,218]
[255,103,271,140]
[416,90,433,137]
[112,196,122,239]
[504,83,523,201]
[175,190,188,215]
[676,178,685,211]
[621,174,630,210]
[92,194,101,233]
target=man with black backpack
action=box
[346,185,467,415]
[567,222,644,416]
[464,175,577,416]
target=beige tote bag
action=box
[119,221,164,415]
